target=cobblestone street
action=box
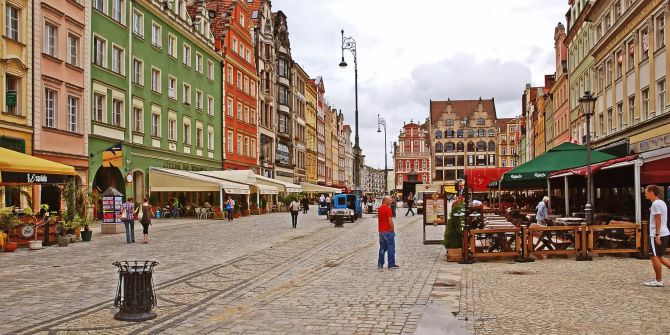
[0,211,454,335]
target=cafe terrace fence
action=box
[467,223,648,261]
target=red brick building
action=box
[206,0,259,171]
[393,121,431,190]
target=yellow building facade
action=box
[305,80,318,183]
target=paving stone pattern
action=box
[1,211,447,335]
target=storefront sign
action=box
[0,172,68,184]
[262,162,274,169]
[632,133,670,153]
[424,193,445,225]
[0,136,25,153]
[102,196,122,224]
[102,143,123,168]
[163,161,207,171]
[276,171,293,177]
[6,90,16,106]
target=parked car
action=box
[327,194,362,223]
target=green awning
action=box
[500,142,617,188]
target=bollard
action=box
[576,223,592,261]
[113,260,159,321]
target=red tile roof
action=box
[430,98,497,124]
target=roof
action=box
[0,147,76,178]
[430,98,497,124]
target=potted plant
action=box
[26,204,50,250]
[78,215,94,242]
[444,200,464,262]
[250,202,259,215]
[241,199,249,216]
[259,198,268,214]
[0,207,19,252]
[233,201,241,219]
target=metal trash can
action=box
[113,260,159,321]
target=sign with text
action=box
[0,172,68,184]
[423,192,446,244]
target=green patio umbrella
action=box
[500,142,617,189]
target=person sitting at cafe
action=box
[536,196,549,226]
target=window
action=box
[227,131,233,153]
[245,49,251,63]
[657,14,666,50]
[434,130,442,139]
[617,103,624,130]
[236,71,242,89]
[44,23,57,57]
[628,95,635,125]
[183,83,191,105]
[227,97,233,116]
[615,50,623,78]
[183,44,191,66]
[168,118,176,140]
[93,93,104,122]
[599,113,605,135]
[406,161,410,170]
[207,60,214,80]
[93,0,105,13]
[614,1,621,19]
[278,85,289,105]
[657,79,666,115]
[196,126,203,148]
[111,0,123,23]
[237,102,243,120]
[641,29,649,61]
[642,88,650,118]
[232,38,238,54]
[207,96,214,116]
[6,5,19,41]
[250,81,255,97]
[227,65,233,83]
[244,76,249,94]
[488,129,495,137]
[627,40,635,71]
[208,127,214,150]
[195,53,203,73]
[133,107,142,132]
[502,147,507,155]
[607,108,613,131]
[112,46,124,74]
[67,96,78,132]
[251,139,256,158]
[196,90,203,111]
[240,13,245,26]
[132,10,143,37]
[237,135,243,155]
[94,36,106,66]
[151,68,161,92]
[44,88,57,128]
[278,113,288,133]
[476,117,485,125]
[67,34,79,66]
[151,23,161,48]
[132,58,143,85]
[167,34,176,58]
[152,113,160,137]
[606,59,612,84]
[184,122,191,145]
[244,137,249,156]
[112,99,122,127]
[250,109,255,125]
[244,106,249,123]
[278,58,289,78]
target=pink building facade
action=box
[551,22,571,146]
[32,0,90,205]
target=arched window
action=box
[446,129,454,138]
[446,118,454,126]
[478,129,486,137]
[488,141,496,152]
[467,129,475,137]
[476,141,486,152]
[435,142,443,153]
[488,129,495,137]
[467,141,475,151]
[434,130,442,139]
[457,129,463,138]
[457,142,464,152]
[445,142,455,152]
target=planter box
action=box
[446,248,462,262]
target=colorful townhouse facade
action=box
[394,121,431,190]
[314,77,326,184]
[497,118,520,168]
[90,0,223,203]
[305,78,318,184]
[273,11,293,183]
[324,105,333,186]
[32,0,90,210]
[292,62,308,184]
[550,22,571,147]
[343,124,354,191]
[566,0,594,146]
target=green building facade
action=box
[89,0,223,205]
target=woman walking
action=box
[290,198,301,228]
[121,197,135,243]
[225,196,235,222]
[137,197,154,244]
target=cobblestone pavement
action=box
[0,210,453,334]
[452,257,670,335]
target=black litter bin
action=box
[113,260,159,321]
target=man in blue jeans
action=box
[378,196,399,269]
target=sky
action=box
[273,0,568,169]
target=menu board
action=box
[424,194,446,225]
[102,196,122,224]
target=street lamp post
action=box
[578,91,597,225]
[339,29,360,191]
[377,114,387,195]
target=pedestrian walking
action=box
[319,194,326,206]
[137,197,155,244]
[290,198,301,228]
[225,196,235,222]
[301,197,309,214]
[325,195,332,212]
[536,196,549,226]
[644,185,670,287]
[377,196,398,269]
[390,197,397,218]
[121,197,135,243]
[405,192,415,216]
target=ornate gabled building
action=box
[343,124,354,191]
[272,11,293,183]
[393,121,431,191]
[291,62,308,183]
[314,77,326,184]
[428,98,508,192]
[550,22,571,148]
[305,79,318,183]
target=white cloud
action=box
[274,0,565,169]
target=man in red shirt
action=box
[378,196,399,269]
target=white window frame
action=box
[132,106,143,133]
[112,99,123,127]
[196,125,203,148]
[195,90,203,111]
[44,22,57,57]
[208,127,214,150]
[657,78,666,115]
[93,35,107,67]
[207,60,214,80]
[227,97,233,116]
[6,5,20,41]
[237,134,243,155]
[111,0,124,23]
[183,119,191,145]
[67,33,79,66]
[111,45,124,74]
[151,22,161,48]
[183,82,191,105]
[44,88,57,128]
[93,92,105,122]
[132,58,143,85]
[168,117,176,141]
[151,113,161,137]
[151,68,161,93]
[227,131,233,153]
[67,95,78,132]
[167,33,177,58]
[207,96,214,116]
[183,44,191,67]
[195,52,203,73]
[168,76,177,100]
[132,10,143,37]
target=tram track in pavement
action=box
[12,215,419,335]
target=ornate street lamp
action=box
[339,29,360,192]
[578,91,596,226]
[377,114,387,195]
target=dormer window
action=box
[477,117,485,125]
[240,13,245,27]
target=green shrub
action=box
[444,201,464,249]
